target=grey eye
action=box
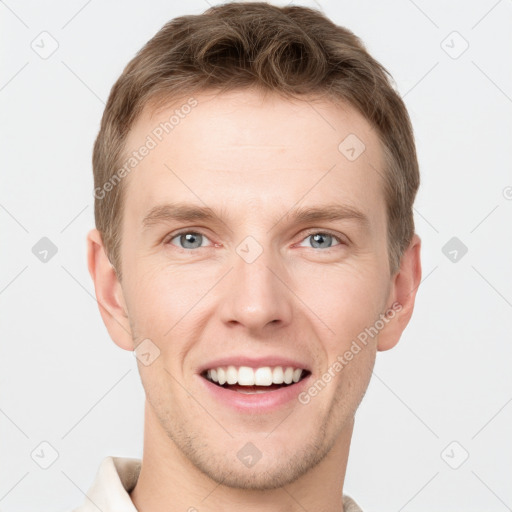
[306,233,339,249]
[170,232,208,249]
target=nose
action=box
[217,242,294,334]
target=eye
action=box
[164,229,345,252]
[166,230,212,250]
[298,231,344,250]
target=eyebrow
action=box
[141,201,370,232]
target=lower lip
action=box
[197,374,311,413]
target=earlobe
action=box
[86,228,133,351]
[377,234,422,352]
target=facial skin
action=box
[87,89,421,512]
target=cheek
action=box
[296,262,387,340]
[122,266,175,335]
[124,262,220,354]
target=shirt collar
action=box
[76,456,141,511]
[76,456,363,512]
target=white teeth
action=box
[226,365,238,385]
[283,367,294,384]
[292,368,303,383]
[205,365,305,386]
[217,367,226,385]
[272,366,284,384]
[238,366,255,386]
[254,367,273,386]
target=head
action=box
[88,1,421,491]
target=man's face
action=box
[117,89,394,489]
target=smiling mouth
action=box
[200,369,311,393]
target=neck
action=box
[130,401,354,512]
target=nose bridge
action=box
[218,233,293,330]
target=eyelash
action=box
[164,229,346,252]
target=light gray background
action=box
[1,0,511,510]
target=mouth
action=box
[200,366,312,394]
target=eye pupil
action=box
[310,233,332,249]
[180,232,202,249]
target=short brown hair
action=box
[92,1,419,280]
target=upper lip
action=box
[197,356,311,374]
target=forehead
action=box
[122,89,386,229]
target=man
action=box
[79,2,422,511]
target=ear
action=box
[86,228,133,351]
[377,234,422,351]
